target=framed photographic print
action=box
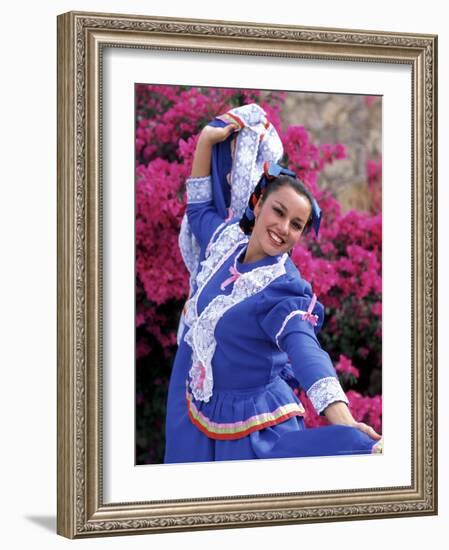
[134,83,383,467]
[57,10,437,538]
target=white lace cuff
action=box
[186,176,212,203]
[307,376,349,415]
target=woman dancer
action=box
[164,111,382,463]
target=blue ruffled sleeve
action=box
[258,274,349,415]
[185,175,227,257]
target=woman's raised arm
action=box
[183,123,241,255]
[190,124,239,177]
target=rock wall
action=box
[281,92,382,212]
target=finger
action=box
[368,429,381,440]
[227,123,240,133]
[356,422,381,440]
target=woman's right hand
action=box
[199,123,240,145]
[190,123,240,177]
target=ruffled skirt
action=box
[164,339,381,463]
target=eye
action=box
[273,206,283,216]
[292,222,303,231]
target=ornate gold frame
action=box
[57,11,438,538]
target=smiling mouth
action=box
[268,230,285,246]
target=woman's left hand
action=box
[350,421,382,441]
[324,401,381,441]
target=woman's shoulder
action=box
[266,257,313,299]
[256,264,314,319]
[258,257,325,333]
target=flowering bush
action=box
[135,85,382,463]
[296,354,382,432]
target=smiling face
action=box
[244,184,312,263]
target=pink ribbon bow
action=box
[220,265,241,290]
[301,293,319,326]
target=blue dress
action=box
[164,176,381,463]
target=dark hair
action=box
[239,174,316,235]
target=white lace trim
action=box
[179,175,213,277]
[307,376,349,415]
[230,130,261,217]
[228,105,283,219]
[178,214,201,277]
[183,223,246,321]
[205,221,227,258]
[275,310,309,350]
[186,175,213,203]
[184,222,288,402]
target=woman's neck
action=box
[241,238,267,264]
